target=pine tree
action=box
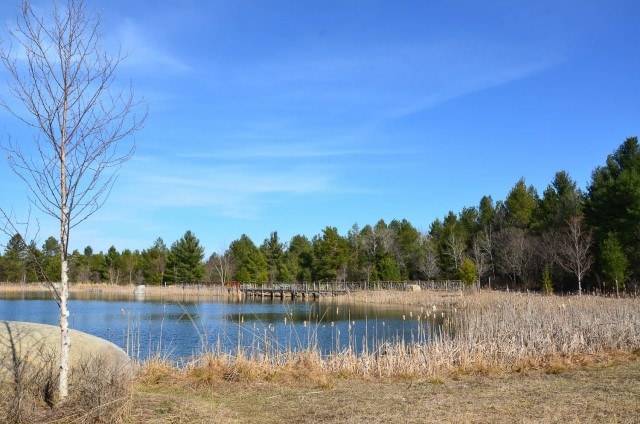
[166,231,205,284]
[599,233,628,296]
[459,256,478,288]
[585,137,640,279]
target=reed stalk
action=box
[139,292,640,385]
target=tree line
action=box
[2,137,639,294]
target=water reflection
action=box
[0,291,452,361]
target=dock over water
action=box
[239,283,348,299]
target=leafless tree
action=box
[207,247,232,285]
[418,233,440,280]
[479,225,496,280]
[361,222,395,281]
[0,0,145,398]
[494,228,532,289]
[444,230,465,271]
[555,215,594,295]
[471,234,489,289]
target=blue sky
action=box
[0,0,638,256]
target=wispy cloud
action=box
[116,156,341,219]
[179,141,377,160]
[215,34,563,121]
[115,18,191,74]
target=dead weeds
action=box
[129,357,640,423]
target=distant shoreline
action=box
[0,282,229,298]
[0,281,467,307]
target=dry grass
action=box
[0,354,132,423]
[0,282,230,300]
[130,355,640,423]
[163,291,640,380]
[2,288,639,422]
[338,288,466,308]
[127,291,640,422]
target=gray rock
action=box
[0,320,131,384]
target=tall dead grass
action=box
[338,288,465,308]
[138,291,640,388]
[0,354,132,423]
[332,292,640,378]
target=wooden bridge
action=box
[236,280,464,299]
[239,283,348,299]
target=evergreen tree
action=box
[3,233,28,283]
[585,137,640,278]
[165,231,205,284]
[41,236,62,282]
[141,238,168,285]
[106,246,122,284]
[536,171,583,233]
[504,178,539,229]
[346,223,366,282]
[430,212,468,277]
[121,249,141,284]
[260,231,287,283]
[376,255,402,281]
[478,195,496,229]
[77,248,107,283]
[458,256,478,287]
[312,226,349,282]
[599,232,628,296]
[389,219,422,279]
[229,234,267,283]
[284,235,313,282]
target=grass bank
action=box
[1,289,639,422]
[131,356,640,423]
[127,290,640,422]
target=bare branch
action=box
[555,215,594,295]
[0,0,145,399]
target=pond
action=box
[0,291,451,362]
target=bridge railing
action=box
[239,280,464,292]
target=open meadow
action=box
[1,287,639,423]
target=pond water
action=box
[0,291,450,362]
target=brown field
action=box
[1,285,639,422]
[127,288,640,423]
[130,356,640,423]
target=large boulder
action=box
[0,321,131,384]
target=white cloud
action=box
[208,33,563,124]
[114,155,340,220]
[179,141,374,160]
[115,18,191,74]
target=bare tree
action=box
[0,0,144,398]
[555,215,594,295]
[361,222,395,282]
[207,247,232,285]
[418,233,440,280]
[478,225,496,280]
[444,230,465,271]
[494,228,532,289]
[471,234,489,289]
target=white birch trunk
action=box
[59,259,70,398]
[0,0,143,400]
[59,114,70,397]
